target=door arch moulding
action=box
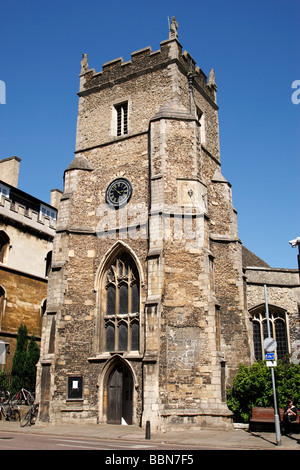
[97,354,139,425]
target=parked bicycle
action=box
[20,403,39,427]
[12,388,35,406]
[0,396,20,421]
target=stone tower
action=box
[37,19,251,430]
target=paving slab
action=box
[0,420,299,450]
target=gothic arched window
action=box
[0,231,10,264]
[0,286,5,327]
[103,253,140,353]
[250,305,289,361]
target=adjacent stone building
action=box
[0,157,60,371]
[37,19,300,430]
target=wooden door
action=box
[122,370,133,425]
[107,365,123,424]
[107,363,133,425]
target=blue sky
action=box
[1,0,299,268]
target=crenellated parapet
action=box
[78,38,217,103]
[0,194,56,237]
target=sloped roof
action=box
[242,245,270,268]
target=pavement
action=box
[0,419,299,450]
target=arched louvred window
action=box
[251,304,289,361]
[103,251,140,352]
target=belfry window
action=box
[115,102,128,136]
[103,254,140,352]
[196,106,206,144]
[250,305,289,361]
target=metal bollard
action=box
[145,420,151,440]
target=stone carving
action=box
[169,16,178,39]
[80,53,89,74]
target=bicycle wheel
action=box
[27,392,35,406]
[30,411,37,425]
[20,410,31,427]
[9,408,20,421]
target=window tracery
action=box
[103,254,140,352]
[251,305,289,361]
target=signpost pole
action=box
[264,284,282,446]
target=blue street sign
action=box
[265,352,275,360]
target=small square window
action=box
[0,183,10,198]
[40,204,57,222]
[67,376,83,400]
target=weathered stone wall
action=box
[0,185,55,372]
[0,198,54,278]
[0,267,46,369]
[38,31,258,431]
[245,267,300,363]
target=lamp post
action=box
[264,285,281,446]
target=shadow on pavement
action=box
[249,430,300,447]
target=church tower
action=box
[37,18,251,430]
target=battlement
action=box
[79,38,217,102]
[0,194,56,236]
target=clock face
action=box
[106,178,132,207]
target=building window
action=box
[196,106,206,144]
[45,251,52,277]
[131,321,139,351]
[40,204,57,223]
[67,376,83,400]
[115,102,128,137]
[0,183,10,198]
[103,253,140,352]
[250,305,289,361]
[0,286,6,330]
[209,255,215,291]
[0,231,10,264]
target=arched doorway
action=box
[107,362,133,425]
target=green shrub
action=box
[11,324,28,393]
[227,360,300,423]
[10,324,40,394]
[24,335,40,391]
[0,370,10,391]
